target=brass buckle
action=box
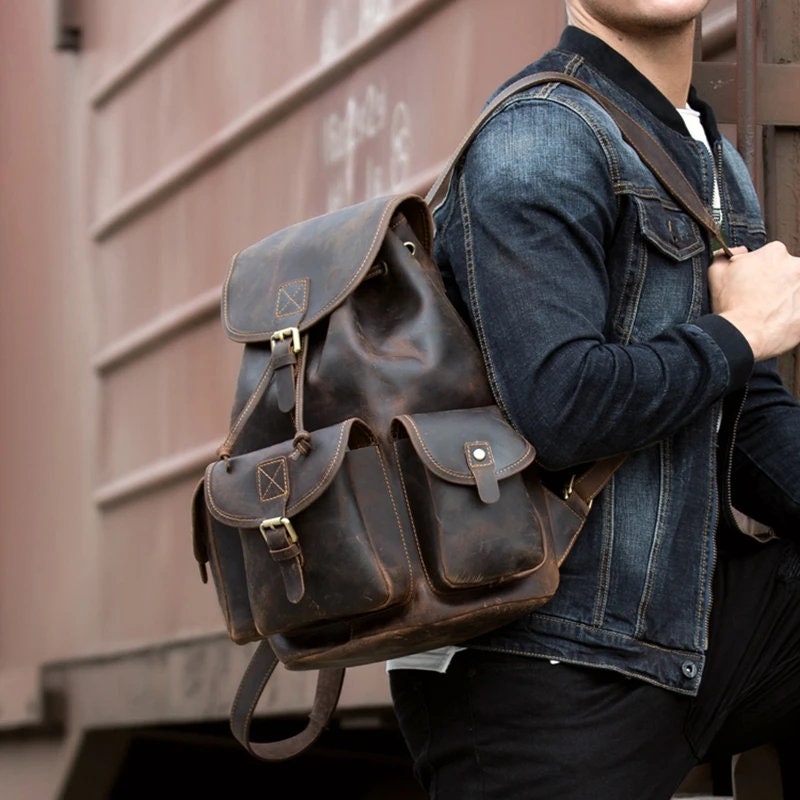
[563,475,592,510]
[270,327,301,354]
[259,516,298,543]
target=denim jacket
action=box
[434,27,800,694]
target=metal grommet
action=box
[681,661,698,679]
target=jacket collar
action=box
[556,26,721,142]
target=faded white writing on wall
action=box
[323,83,412,211]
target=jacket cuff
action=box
[692,314,754,389]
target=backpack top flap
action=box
[222,193,433,343]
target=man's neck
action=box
[569,19,697,107]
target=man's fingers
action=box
[713,245,748,258]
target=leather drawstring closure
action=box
[292,430,312,457]
[218,448,232,472]
[216,355,277,468]
[215,329,309,469]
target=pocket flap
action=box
[222,194,432,343]
[204,418,375,527]
[392,406,535,486]
[634,195,705,261]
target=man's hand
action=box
[708,241,800,361]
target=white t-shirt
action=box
[677,103,722,224]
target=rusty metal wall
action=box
[1,0,798,797]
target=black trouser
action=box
[389,536,800,799]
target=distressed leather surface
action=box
[187,68,731,762]
[194,191,622,761]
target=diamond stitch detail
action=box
[276,279,307,318]
[257,458,287,503]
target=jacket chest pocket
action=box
[616,195,708,343]
[636,195,706,261]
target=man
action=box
[387,1,800,797]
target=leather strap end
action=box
[466,441,500,504]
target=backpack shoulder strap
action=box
[426,71,732,257]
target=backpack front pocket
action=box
[205,419,412,636]
[392,406,548,592]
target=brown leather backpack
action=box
[191,72,727,762]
